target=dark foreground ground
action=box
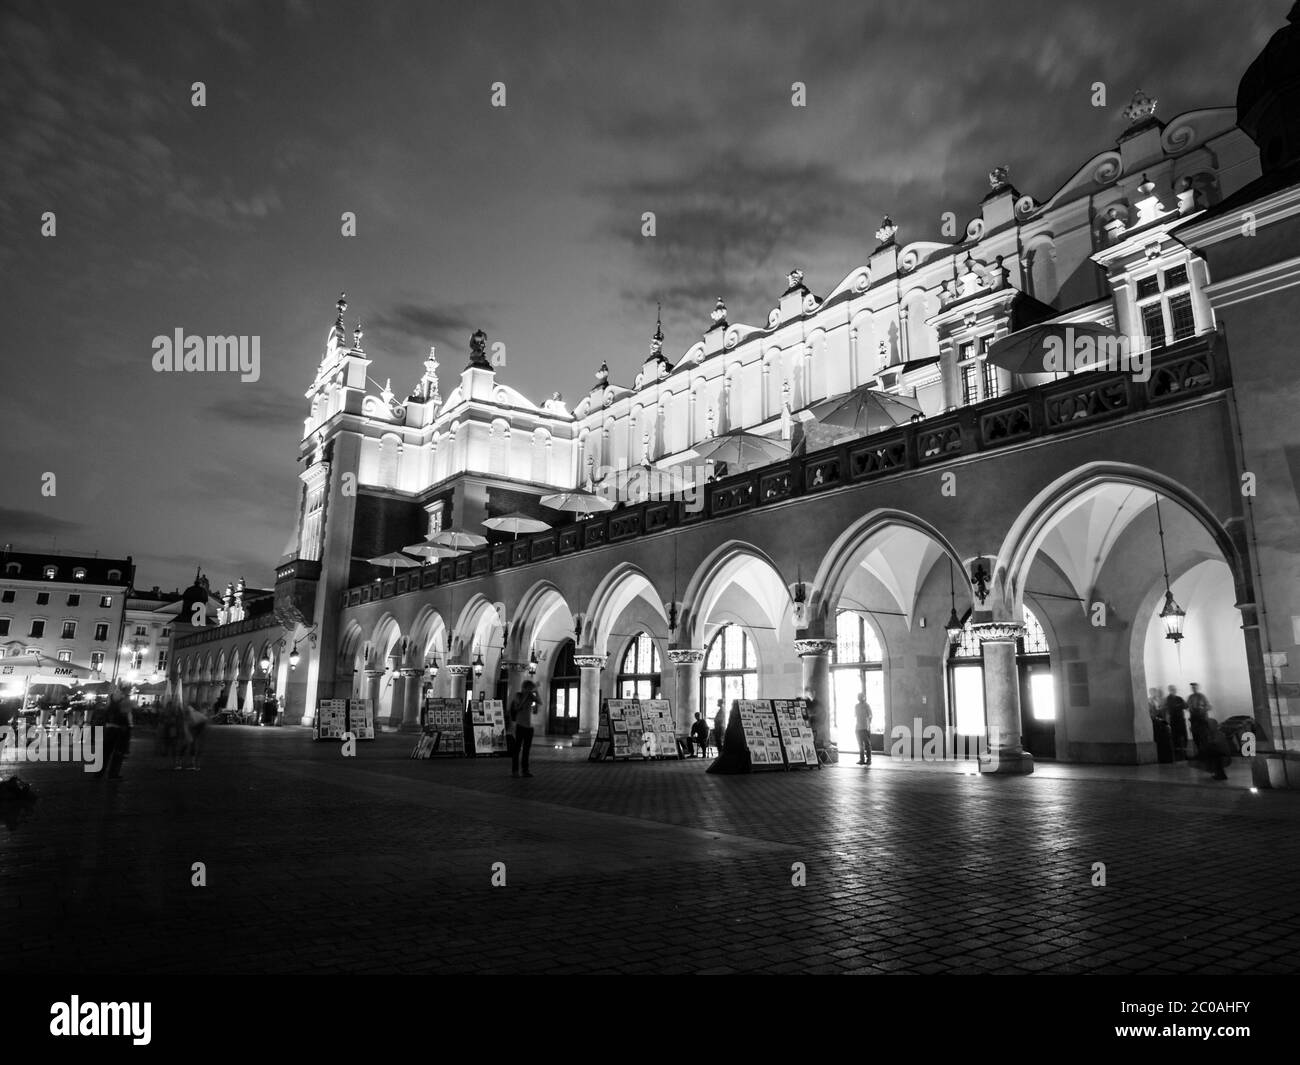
[2,725,1295,974]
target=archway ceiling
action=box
[850,526,944,628]
[699,555,788,634]
[1035,484,1152,606]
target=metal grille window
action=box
[702,623,758,709]
[1164,264,1189,288]
[982,359,999,400]
[1168,293,1195,342]
[960,362,979,406]
[1135,263,1199,350]
[1136,275,1161,300]
[616,631,661,699]
[1020,607,1049,654]
[1140,303,1166,349]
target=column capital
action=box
[667,648,705,665]
[794,638,836,657]
[363,669,386,679]
[398,668,422,678]
[971,621,1024,644]
[502,660,532,674]
[444,664,473,677]
[573,654,607,670]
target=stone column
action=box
[974,622,1033,775]
[445,664,471,709]
[399,668,423,732]
[795,638,835,751]
[667,648,705,734]
[573,653,606,747]
[363,669,385,732]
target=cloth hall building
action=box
[172,12,1300,784]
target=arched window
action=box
[548,639,580,736]
[701,623,757,713]
[616,631,661,699]
[830,610,885,750]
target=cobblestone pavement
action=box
[2,726,1297,975]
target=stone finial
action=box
[352,319,364,350]
[787,268,805,290]
[650,303,665,356]
[335,292,347,330]
[595,360,609,385]
[1123,89,1157,124]
[874,216,898,245]
[988,165,1010,190]
[710,297,728,327]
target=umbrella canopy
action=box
[427,529,489,551]
[223,681,239,713]
[540,490,616,516]
[404,540,467,561]
[598,464,696,504]
[0,655,97,686]
[244,676,255,713]
[367,551,421,574]
[175,676,185,708]
[985,321,1123,376]
[483,512,552,538]
[688,429,791,470]
[807,388,921,435]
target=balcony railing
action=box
[342,334,1227,608]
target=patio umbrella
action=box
[985,321,1122,376]
[367,551,421,575]
[427,529,489,552]
[540,490,616,517]
[807,388,921,435]
[483,513,552,540]
[175,676,185,708]
[688,429,791,470]
[244,676,256,719]
[223,680,239,716]
[403,540,467,562]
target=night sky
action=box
[0,0,1282,594]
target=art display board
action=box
[606,699,634,759]
[734,699,784,769]
[349,698,375,740]
[771,698,820,768]
[410,733,438,759]
[316,699,347,740]
[420,698,467,756]
[638,699,681,759]
[469,699,505,756]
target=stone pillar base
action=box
[979,748,1035,775]
[1252,751,1300,790]
[571,730,593,748]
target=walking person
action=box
[1163,685,1189,761]
[102,689,134,782]
[713,700,726,754]
[854,692,873,765]
[1186,684,1228,780]
[509,680,539,778]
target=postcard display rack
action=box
[470,700,507,756]
[734,698,819,770]
[314,698,375,742]
[411,698,468,759]
[589,698,682,762]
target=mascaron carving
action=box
[573,654,607,670]
[667,648,705,665]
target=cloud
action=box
[203,391,304,429]
[0,507,90,543]
[369,302,490,354]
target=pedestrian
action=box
[713,701,726,754]
[1186,684,1228,780]
[509,680,539,778]
[1163,685,1189,761]
[102,689,134,781]
[854,692,873,765]
[804,688,820,746]
[690,712,710,757]
[1148,687,1173,763]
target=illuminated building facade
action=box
[172,11,1300,784]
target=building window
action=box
[616,631,662,700]
[94,623,109,641]
[1135,264,1198,349]
[134,625,147,637]
[100,596,112,608]
[1,590,12,603]
[56,650,72,663]
[960,362,979,406]
[73,567,86,581]
[67,593,80,606]
[61,621,76,639]
[43,565,58,579]
[36,592,49,606]
[701,623,758,711]
[0,619,8,636]
[4,563,19,575]
[91,651,105,672]
[9,646,24,657]
[157,651,168,671]
[162,627,171,637]
[29,620,45,638]
[107,569,122,582]
[981,358,999,400]
[830,610,885,750]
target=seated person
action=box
[689,712,710,757]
